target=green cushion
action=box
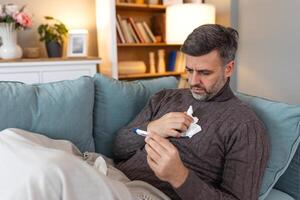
[0,77,95,152]
[236,93,300,200]
[93,73,178,157]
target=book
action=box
[121,19,134,43]
[128,17,145,43]
[136,22,152,43]
[116,17,126,43]
[142,21,157,43]
[127,21,140,43]
[167,50,177,71]
[175,51,186,72]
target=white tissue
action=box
[181,105,202,138]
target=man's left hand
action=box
[144,131,189,188]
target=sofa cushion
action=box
[264,189,295,200]
[236,93,300,200]
[0,77,95,153]
[93,73,178,157]
[275,145,300,200]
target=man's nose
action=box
[190,71,201,85]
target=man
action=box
[113,24,269,200]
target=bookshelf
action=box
[96,1,184,80]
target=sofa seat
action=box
[265,189,295,200]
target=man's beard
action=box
[190,76,227,101]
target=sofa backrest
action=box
[0,77,95,153]
[236,93,300,200]
[92,74,178,157]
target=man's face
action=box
[185,50,234,101]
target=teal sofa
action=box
[0,73,299,200]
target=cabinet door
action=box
[0,71,40,84]
[41,69,92,83]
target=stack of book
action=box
[167,51,186,72]
[116,14,157,44]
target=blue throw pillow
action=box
[93,73,178,157]
[236,93,300,200]
[0,77,95,152]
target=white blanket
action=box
[0,128,170,200]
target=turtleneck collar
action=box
[206,79,234,102]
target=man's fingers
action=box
[147,132,175,151]
[168,129,181,138]
[145,134,167,155]
[145,143,161,163]
[147,155,159,172]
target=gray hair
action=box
[181,24,239,64]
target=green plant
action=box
[37,16,68,45]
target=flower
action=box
[13,12,32,28]
[0,4,32,29]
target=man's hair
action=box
[181,24,239,64]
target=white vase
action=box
[0,23,22,59]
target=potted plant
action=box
[38,16,68,58]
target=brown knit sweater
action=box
[113,82,269,200]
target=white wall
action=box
[236,0,300,104]
[2,0,98,57]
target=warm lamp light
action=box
[166,3,216,44]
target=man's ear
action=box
[224,60,234,78]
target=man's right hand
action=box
[147,112,193,138]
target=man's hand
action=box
[147,112,193,138]
[145,131,189,188]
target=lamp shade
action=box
[166,3,216,44]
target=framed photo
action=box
[67,29,88,57]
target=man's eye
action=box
[202,72,210,75]
[185,68,193,73]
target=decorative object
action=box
[67,29,88,57]
[23,47,40,58]
[166,2,215,44]
[149,52,156,73]
[38,16,68,58]
[157,49,166,73]
[118,61,146,74]
[0,4,32,59]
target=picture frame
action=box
[67,29,88,57]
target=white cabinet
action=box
[0,57,101,84]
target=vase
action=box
[46,41,62,58]
[0,23,22,59]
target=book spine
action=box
[127,20,140,43]
[121,19,134,43]
[167,50,177,71]
[136,22,152,43]
[128,17,145,43]
[116,16,126,44]
[142,21,157,43]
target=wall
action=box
[236,0,300,104]
[2,0,98,57]
[207,0,231,27]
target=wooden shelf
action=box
[116,3,165,12]
[118,71,184,80]
[118,43,181,47]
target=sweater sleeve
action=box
[174,120,269,200]
[113,90,167,162]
